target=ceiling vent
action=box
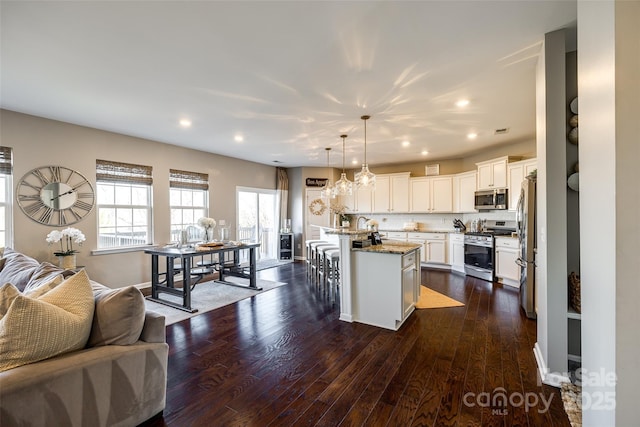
[425,164,440,176]
[494,128,510,135]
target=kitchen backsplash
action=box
[364,211,516,232]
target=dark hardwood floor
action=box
[141,262,570,427]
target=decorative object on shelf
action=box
[334,134,353,196]
[320,147,335,199]
[568,127,578,145]
[17,165,95,226]
[308,198,327,216]
[46,227,86,269]
[355,115,376,190]
[567,172,579,191]
[569,114,578,128]
[569,97,578,114]
[197,217,216,242]
[569,271,581,313]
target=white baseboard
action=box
[533,342,571,388]
[422,262,451,271]
[339,313,353,322]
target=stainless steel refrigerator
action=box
[516,175,537,319]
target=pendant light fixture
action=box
[320,147,335,199]
[355,115,376,190]
[333,134,353,196]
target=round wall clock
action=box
[17,165,95,226]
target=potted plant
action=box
[46,227,85,269]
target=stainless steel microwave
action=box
[474,188,508,210]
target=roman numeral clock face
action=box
[17,166,95,226]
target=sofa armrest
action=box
[139,311,166,343]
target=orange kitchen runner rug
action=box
[416,286,465,309]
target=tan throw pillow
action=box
[0,269,95,372]
[88,284,146,347]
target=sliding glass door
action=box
[237,187,277,261]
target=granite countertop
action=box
[379,229,456,233]
[321,227,371,236]
[352,240,421,255]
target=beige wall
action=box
[3,109,276,288]
[348,138,536,177]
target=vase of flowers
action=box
[365,219,379,231]
[329,200,351,229]
[46,227,86,269]
[197,217,216,242]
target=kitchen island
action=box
[319,227,421,330]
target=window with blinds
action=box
[95,160,153,249]
[0,147,13,247]
[169,169,209,242]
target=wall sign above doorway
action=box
[306,178,328,187]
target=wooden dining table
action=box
[144,242,261,312]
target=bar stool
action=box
[317,245,338,290]
[305,239,325,278]
[308,241,330,282]
[310,242,335,286]
[324,249,340,302]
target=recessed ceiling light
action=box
[421,150,429,156]
[352,159,358,165]
[467,133,478,140]
[456,99,470,107]
[402,140,410,147]
[234,134,244,142]
[179,119,192,127]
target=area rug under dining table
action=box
[144,277,287,325]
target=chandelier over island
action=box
[355,115,376,190]
[333,134,353,196]
[320,147,335,199]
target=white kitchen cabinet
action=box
[341,186,373,214]
[407,233,427,263]
[476,156,519,190]
[372,175,390,212]
[409,175,453,213]
[353,247,420,330]
[372,173,410,213]
[452,171,477,213]
[387,231,407,240]
[409,178,430,212]
[449,233,465,273]
[424,233,447,264]
[507,158,537,211]
[402,252,419,319]
[495,237,520,287]
[391,173,410,212]
[355,187,373,213]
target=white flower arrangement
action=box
[365,219,379,228]
[46,227,86,256]
[365,219,379,230]
[197,217,216,241]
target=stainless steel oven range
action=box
[464,233,495,281]
[464,220,517,282]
